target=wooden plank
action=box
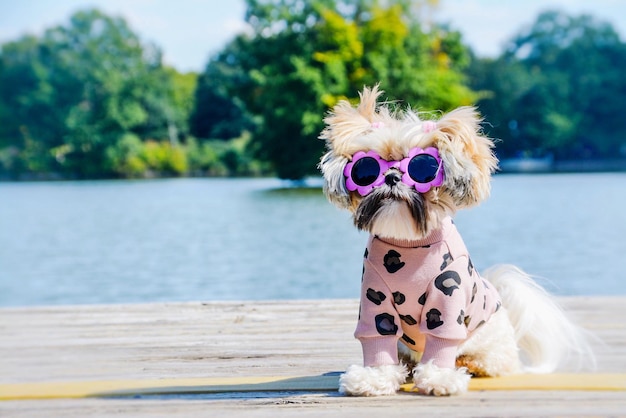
[1,373,626,401]
[0,298,625,416]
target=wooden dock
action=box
[1,297,625,417]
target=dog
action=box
[318,85,592,396]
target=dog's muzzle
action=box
[354,179,428,235]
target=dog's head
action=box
[319,86,498,240]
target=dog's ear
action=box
[318,151,351,209]
[429,107,498,208]
[319,85,384,156]
[319,85,385,209]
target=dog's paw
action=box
[413,361,470,396]
[339,364,408,396]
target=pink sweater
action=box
[355,216,501,369]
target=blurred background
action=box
[1,0,625,306]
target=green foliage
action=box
[195,0,472,180]
[0,9,195,179]
[4,5,625,180]
[468,10,626,160]
[185,137,225,175]
[141,141,188,175]
[190,54,253,140]
[186,134,269,177]
[105,133,147,177]
[103,134,192,178]
[165,68,198,138]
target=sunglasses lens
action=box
[351,157,381,186]
[408,154,439,183]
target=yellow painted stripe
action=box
[0,376,339,400]
[471,373,626,391]
[404,373,626,392]
[1,373,625,401]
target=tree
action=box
[469,10,626,160]
[198,0,476,180]
[190,42,252,141]
[166,69,198,140]
[0,9,187,178]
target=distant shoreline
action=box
[2,159,626,181]
[498,157,626,174]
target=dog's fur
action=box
[319,86,593,396]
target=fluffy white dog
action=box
[319,86,592,396]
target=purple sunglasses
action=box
[344,147,444,196]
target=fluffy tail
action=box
[482,264,594,373]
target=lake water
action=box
[1,173,625,307]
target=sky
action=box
[1,0,626,73]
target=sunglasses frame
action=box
[344,147,444,196]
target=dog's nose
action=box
[385,170,402,186]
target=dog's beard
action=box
[354,186,430,241]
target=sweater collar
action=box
[374,216,452,248]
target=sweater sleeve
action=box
[354,258,402,367]
[421,335,463,369]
